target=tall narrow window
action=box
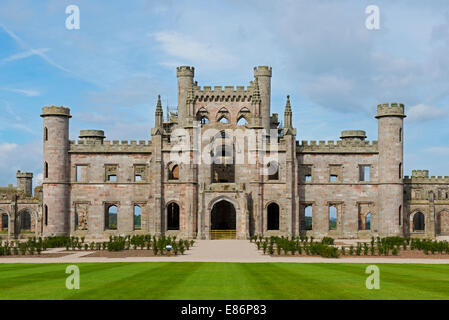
[359,165,371,182]
[399,128,402,142]
[365,213,371,230]
[399,163,402,179]
[329,206,337,230]
[413,212,425,232]
[304,205,312,230]
[134,205,141,230]
[74,212,79,230]
[1,214,8,229]
[44,127,48,141]
[44,205,48,226]
[76,165,87,182]
[44,162,48,179]
[167,203,180,230]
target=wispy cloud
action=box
[0,24,70,73]
[1,48,50,64]
[0,87,40,96]
[407,104,448,122]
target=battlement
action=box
[16,171,33,178]
[69,139,152,153]
[176,66,195,77]
[254,66,272,77]
[40,106,71,118]
[297,139,378,154]
[404,174,449,184]
[194,84,254,102]
[375,102,406,119]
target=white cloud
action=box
[407,104,448,122]
[0,141,42,187]
[151,31,237,68]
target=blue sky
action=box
[0,0,448,186]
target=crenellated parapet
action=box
[404,170,449,184]
[193,84,254,102]
[297,139,378,154]
[176,66,195,78]
[69,140,152,153]
[375,102,406,119]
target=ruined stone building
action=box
[32,66,449,239]
[0,171,42,239]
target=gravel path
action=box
[1,240,449,264]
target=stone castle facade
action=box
[7,65,445,240]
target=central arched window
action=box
[237,116,248,126]
[167,203,180,230]
[105,205,117,230]
[413,212,425,232]
[267,203,280,230]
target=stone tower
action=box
[253,66,272,130]
[41,106,71,236]
[177,66,195,127]
[376,102,406,236]
[16,171,33,197]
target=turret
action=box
[16,171,33,197]
[41,106,71,236]
[78,130,105,144]
[254,66,272,130]
[177,66,195,126]
[284,95,292,129]
[376,102,406,236]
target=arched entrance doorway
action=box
[210,200,236,239]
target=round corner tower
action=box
[41,106,71,236]
[376,102,406,236]
[176,66,195,126]
[253,66,272,130]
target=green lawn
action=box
[0,262,449,299]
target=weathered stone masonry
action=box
[33,66,449,239]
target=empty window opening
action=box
[44,127,48,141]
[399,205,402,225]
[105,205,117,230]
[167,203,180,230]
[329,206,337,230]
[134,165,146,182]
[359,165,371,182]
[74,212,79,230]
[105,165,118,182]
[134,205,141,230]
[76,165,87,182]
[268,161,279,180]
[330,175,338,182]
[169,164,179,180]
[267,203,280,230]
[44,205,48,226]
[413,212,425,232]
[399,163,402,179]
[20,211,31,231]
[399,128,402,142]
[304,205,312,230]
[218,116,230,124]
[237,116,248,126]
[200,116,210,124]
[1,214,8,229]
